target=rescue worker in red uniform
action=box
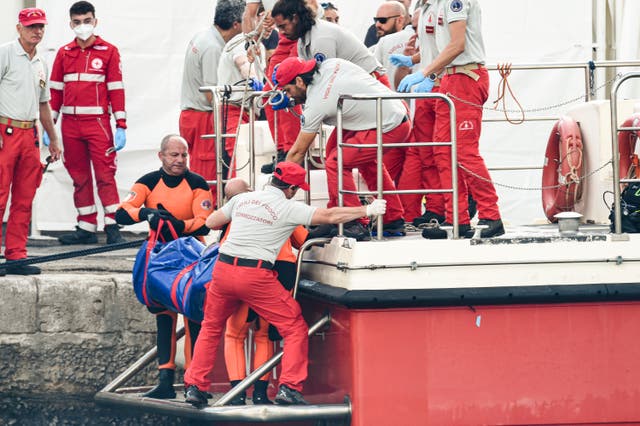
[242,0,305,174]
[0,8,62,276]
[179,0,245,187]
[184,162,387,407]
[49,1,126,245]
[397,0,504,238]
[221,178,308,405]
[115,134,214,399]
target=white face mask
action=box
[73,23,94,41]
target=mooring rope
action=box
[0,238,146,268]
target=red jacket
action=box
[49,36,127,128]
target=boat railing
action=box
[199,86,276,207]
[477,60,640,176]
[336,92,459,239]
[610,71,640,236]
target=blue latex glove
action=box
[271,92,292,111]
[397,71,427,93]
[249,77,264,91]
[389,54,413,68]
[414,77,435,93]
[42,131,50,147]
[114,128,126,151]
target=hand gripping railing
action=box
[213,237,331,406]
[336,92,459,239]
[609,72,640,236]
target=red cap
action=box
[19,8,47,26]
[273,161,310,191]
[275,57,317,87]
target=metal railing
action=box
[199,86,277,206]
[609,72,640,236]
[336,92,459,239]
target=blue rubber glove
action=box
[42,131,50,147]
[114,128,126,151]
[414,77,435,93]
[249,77,264,91]
[389,54,414,68]
[271,92,292,111]
[397,71,427,93]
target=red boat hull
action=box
[302,299,640,425]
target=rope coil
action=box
[492,63,525,124]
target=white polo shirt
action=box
[418,0,439,68]
[218,33,252,106]
[298,19,384,75]
[301,58,407,134]
[435,0,486,66]
[373,26,414,90]
[0,40,49,121]
[180,27,226,111]
[219,185,317,264]
[246,0,277,11]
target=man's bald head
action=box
[224,178,251,199]
[375,1,406,37]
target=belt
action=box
[219,253,273,269]
[0,116,36,129]
[445,63,484,82]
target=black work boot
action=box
[465,218,505,239]
[3,262,41,275]
[342,221,371,241]
[260,150,287,174]
[185,385,208,408]
[252,380,273,405]
[274,384,308,405]
[228,380,247,405]
[412,210,445,227]
[58,226,98,245]
[104,224,126,244]
[307,223,338,239]
[143,369,176,399]
[421,222,471,239]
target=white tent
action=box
[1,0,639,231]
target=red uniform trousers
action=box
[265,34,301,152]
[398,95,444,221]
[324,120,411,224]
[179,109,215,181]
[225,304,273,382]
[0,125,41,260]
[433,68,500,224]
[185,261,308,392]
[61,115,119,232]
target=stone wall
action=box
[0,274,173,425]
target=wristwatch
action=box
[427,73,438,81]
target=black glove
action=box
[147,205,175,231]
[138,207,157,221]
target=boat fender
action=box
[541,116,583,222]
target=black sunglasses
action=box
[373,15,400,24]
[320,2,336,9]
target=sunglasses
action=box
[373,15,400,24]
[321,2,336,9]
